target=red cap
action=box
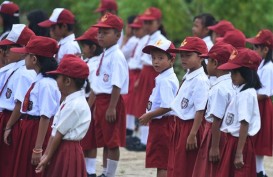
[139,7,162,21]
[47,54,89,79]
[217,29,246,48]
[143,39,176,58]
[0,24,35,46]
[38,8,75,27]
[218,48,262,71]
[167,37,208,55]
[246,29,273,49]
[0,1,19,17]
[92,12,123,31]
[10,36,58,58]
[208,20,235,37]
[129,16,143,29]
[75,27,99,45]
[95,0,117,12]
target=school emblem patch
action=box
[225,113,234,125]
[181,97,189,109]
[28,101,33,111]
[5,88,12,99]
[103,74,109,82]
[147,101,152,111]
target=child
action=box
[166,37,210,177]
[216,29,246,49]
[89,13,129,177]
[38,8,81,63]
[0,24,36,177]
[35,54,91,177]
[139,39,179,177]
[216,48,262,177]
[192,43,236,177]
[208,20,235,43]
[246,29,273,177]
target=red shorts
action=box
[133,65,158,118]
[167,117,203,177]
[146,116,173,169]
[252,97,273,156]
[42,141,86,177]
[216,134,256,177]
[94,94,126,148]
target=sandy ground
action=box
[95,148,273,177]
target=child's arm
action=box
[234,120,249,169]
[88,89,96,107]
[106,85,120,123]
[186,110,204,150]
[209,115,222,162]
[139,108,171,125]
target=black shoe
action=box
[87,174,97,177]
[257,171,267,177]
[126,129,133,136]
[125,136,141,150]
[129,143,146,152]
[97,174,107,177]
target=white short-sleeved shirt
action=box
[51,90,91,140]
[20,73,61,118]
[141,31,167,66]
[205,74,235,123]
[117,29,124,47]
[147,67,179,119]
[57,33,81,63]
[220,85,261,137]
[0,62,16,90]
[0,60,36,110]
[257,59,273,96]
[91,44,129,95]
[171,67,209,120]
[121,36,139,60]
[128,35,149,70]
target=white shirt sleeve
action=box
[111,55,128,89]
[159,80,176,108]
[237,91,254,123]
[192,78,209,111]
[257,68,273,96]
[14,74,34,102]
[209,88,229,119]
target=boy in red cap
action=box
[0,24,36,177]
[35,54,91,177]
[192,43,236,177]
[208,20,235,43]
[216,48,262,177]
[167,37,210,177]
[246,29,273,177]
[38,8,81,63]
[90,13,129,177]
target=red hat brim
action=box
[199,53,209,58]
[75,36,87,41]
[139,16,157,21]
[10,47,28,54]
[38,20,57,27]
[0,39,16,46]
[245,38,261,45]
[129,24,142,28]
[217,62,242,70]
[167,48,199,53]
[92,23,113,29]
[46,70,63,76]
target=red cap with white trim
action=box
[0,1,19,17]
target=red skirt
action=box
[94,94,126,148]
[192,122,227,177]
[13,116,52,177]
[252,98,273,156]
[146,116,173,169]
[167,117,203,177]
[122,69,141,115]
[133,65,158,118]
[42,141,87,177]
[216,134,256,177]
[0,110,21,177]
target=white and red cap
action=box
[38,8,75,27]
[0,24,35,46]
[142,39,176,58]
[0,1,19,17]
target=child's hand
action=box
[35,155,48,173]
[234,153,244,169]
[3,128,12,145]
[106,107,116,123]
[31,151,42,166]
[186,134,197,150]
[134,79,139,90]
[209,147,220,163]
[139,114,151,126]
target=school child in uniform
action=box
[0,24,36,177]
[246,29,273,177]
[139,39,179,177]
[166,37,209,177]
[216,29,246,49]
[0,1,20,40]
[35,54,91,177]
[89,13,129,177]
[38,8,81,63]
[192,43,236,177]
[208,20,235,44]
[75,26,103,177]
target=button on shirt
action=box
[171,67,209,120]
[91,44,129,95]
[220,85,261,137]
[147,67,179,119]
[51,90,91,140]
[257,60,273,96]
[205,74,235,123]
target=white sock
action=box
[85,158,96,174]
[126,114,135,130]
[140,125,149,145]
[106,159,118,177]
[256,155,265,174]
[102,167,107,175]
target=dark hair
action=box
[27,10,49,37]
[0,12,20,34]
[194,13,216,36]
[127,15,136,24]
[57,23,74,32]
[233,67,262,91]
[254,44,273,66]
[36,55,58,78]
[159,24,167,37]
[72,78,86,90]
[80,40,103,56]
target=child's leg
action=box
[157,168,167,177]
[106,147,120,177]
[85,149,97,175]
[256,155,266,175]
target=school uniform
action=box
[91,43,129,148]
[145,67,179,169]
[121,36,139,60]
[167,67,209,177]
[192,74,235,177]
[216,84,260,177]
[42,90,91,177]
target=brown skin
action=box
[49,23,73,41]
[192,18,210,38]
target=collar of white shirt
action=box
[59,33,76,45]
[13,59,25,69]
[34,73,44,82]
[104,43,119,57]
[156,67,174,81]
[236,84,245,93]
[257,59,265,70]
[184,67,204,81]
[150,30,161,41]
[63,90,84,104]
[0,62,16,73]
[211,73,231,87]
[203,36,212,44]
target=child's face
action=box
[151,49,173,73]
[24,54,36,70]
[253,45,267,59]
[56,74,69,96]
[0,48,6,67]
[98,28,120,48]
[81,43,94,59]
[50,24,63,41]
[192,18,209,38]
[143,20,160,35]
[231,70,245,86]
[133,27,146,38]
[206,58,217,76]
[211,31,221,44]
[180,51,202,72]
